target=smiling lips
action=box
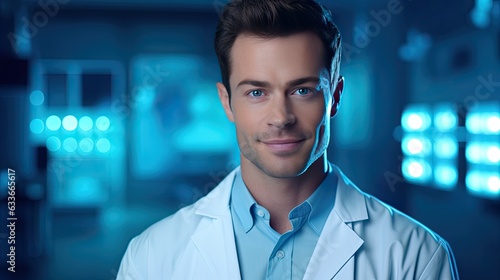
[261,138,305,154]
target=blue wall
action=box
[0,0,499,279]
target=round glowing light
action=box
[29,90,45,106]
[408,161,424,178]
[486,146,500,163]
[434,165,457,187]
[402,137,431,156]
[402,159,431,182]
[407,114,423,130]
[95,116,110,131]
[62,115,78,131]
[466,114,482,134]
[46,136,61,152]
[79,116,93,131]
[30,118,45,134]
[466,143,482,163]
[487,176,500,193]
[466,172,482,191]
[79,138,94,153]
[486,116,500,133]
[46,115,61,131]
[434,137,458,159]
[407,138,423,155]
[434,111,457,131]
[96,138,111,153]
[63,138,78,152]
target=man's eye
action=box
[249,90,264,97]
[294,88,312,95]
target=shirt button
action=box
[257,210,265,217]
[276,250,285,259]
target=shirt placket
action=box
[265,212,308,280]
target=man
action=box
[118,0,459,279]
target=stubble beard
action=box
[237,127,327,178]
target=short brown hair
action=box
[214,0,342,96]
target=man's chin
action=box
[256,160,310,178]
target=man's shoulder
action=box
[130,202,201,252]
[129,169,236,253]
[359,191,448,248]
[149,202,202,235]
[332,177,458,279]
[117,168,237,279]
[332,166,446,247]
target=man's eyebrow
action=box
[235,77,320,89]
[236,80,272,89]
[286,77,320,87]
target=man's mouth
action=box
[261,138,305,154]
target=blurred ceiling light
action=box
[470,0,493,28]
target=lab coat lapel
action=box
[304,212,364,280]
[190,168,241,280]
[304,165,369,280]
[190,212,241,280]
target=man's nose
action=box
[267,96,296,129]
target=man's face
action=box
[217,32,342,178]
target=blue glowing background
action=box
[0,0,499,279]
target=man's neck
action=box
[240,155,328,233]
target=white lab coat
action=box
[117,165,459,280]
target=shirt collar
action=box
[305,164,338,235]
[230,170,256,233]
[230,164,338,234]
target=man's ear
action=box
[217,82,234,122]
[330,76,344,118]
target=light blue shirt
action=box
[230,168,338,280]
